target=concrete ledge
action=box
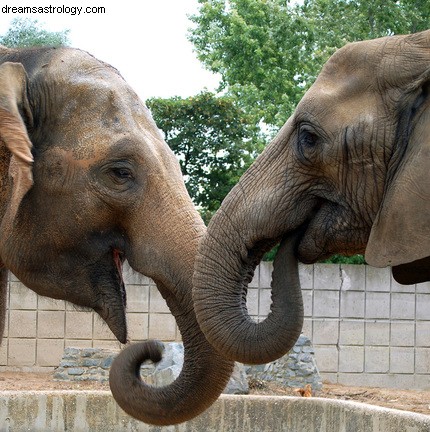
[0,391,429,431]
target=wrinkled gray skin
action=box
[0,46,233,426]
[193,30,430,365]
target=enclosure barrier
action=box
[0,392,429,432]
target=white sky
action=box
[0,0,220,100]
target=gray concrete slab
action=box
[0,392,429,432]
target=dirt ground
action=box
[248,378,430,416]
[0,372,429,416]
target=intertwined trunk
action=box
[109,197,235,426]
[109,286,234,425]
[192,119,305,365]
[193,211,304,365]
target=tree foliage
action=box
[189,0,430,128]
[147,92,264,222]
[0,17,70,48]
[189,0,429,262]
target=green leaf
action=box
[147,92,264,223]
[189,0,430,129]
[0,17,70,48]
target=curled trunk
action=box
[193,228,304,365]
[192,116,306,364]
[109,288,234,426]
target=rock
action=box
[67,368,85,376]
[54,334,321,392]
[155,342,184,373]
[101,357,114,369]
[140,342,249,394]
[223,363,249,395]
[54,348,117,382]
[245,334,322,390]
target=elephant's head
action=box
[0,47,233,425]
[193,30,430,365]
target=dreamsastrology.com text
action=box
[1,5,105,15]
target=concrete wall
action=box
[1,264,176,370]
[292,264,430,390]
[2,392,430,432]
[2,262,430,389]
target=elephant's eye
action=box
[106,163,135,186]
[297,125,320,163]
[299,128,318,148]
[111,167,133,180]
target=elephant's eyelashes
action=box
[102,162,136,188]
[111,167,133,181]
[299,128,319,148]
[96,161,137,193]
[297,126,320,162]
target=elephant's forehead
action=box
[38,49,149,124]
[298,50,379,126]
[44,47,122,81]
[38,49,166,159]
[46,54,142,118]
[298,83,376,128]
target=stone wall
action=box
[53,335,322,392]
[245,334,321,389]
[1,262,430,390]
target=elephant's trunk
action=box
[108,183,236,426]
[192,117,306,365]
[193,220,304,365]
[109,282,234,426]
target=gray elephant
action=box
[193,30,430,366]
[0,46,233,425]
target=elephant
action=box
[192,30,430,366]
[0,46,234,426]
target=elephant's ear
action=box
[365,73,430,283]
[0,62,33,228]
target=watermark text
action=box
[1,5,105,16]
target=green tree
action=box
[0,17,70,48]
[147,92,264,222]
[189,0,430,129]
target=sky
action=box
[0,0,220,100]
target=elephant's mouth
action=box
[93,248,128,344]
[256,208,318,266]
[295,199,369,264]
[289,198,351,264]
[113,248,127,307]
